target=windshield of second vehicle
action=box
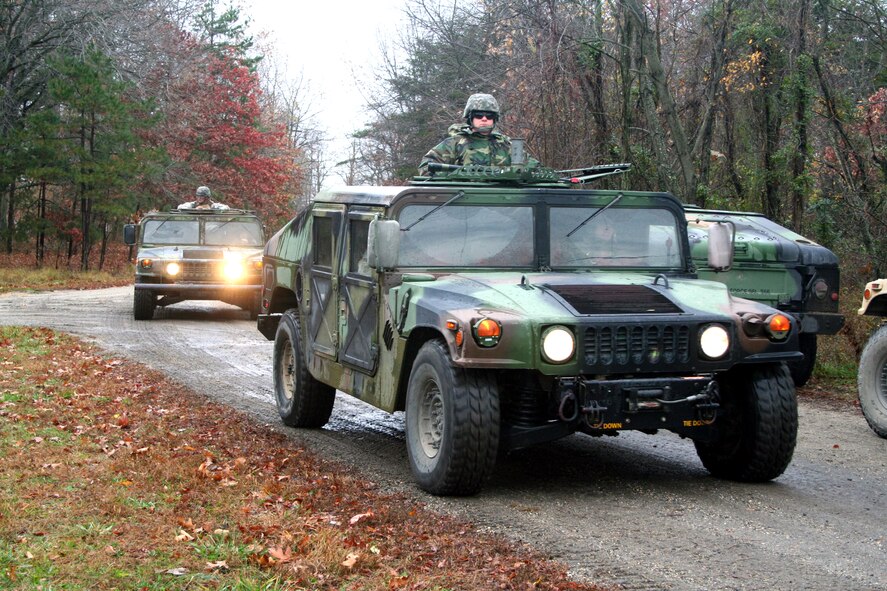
[142,220,199,244]
[550,206,682,268]
[397,205,534,267]
[205,220,264,246]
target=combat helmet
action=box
[463,93,500,123]
[196,186,211,198]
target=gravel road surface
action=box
[2,286,885,590]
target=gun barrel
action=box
[556,163,632,175]
[427,162,463,173]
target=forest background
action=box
[2,0,886,341]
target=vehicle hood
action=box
[397,271,771,321]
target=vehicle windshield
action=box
[205,220,264,246]
[142,219,199,245]
[550,206,682,268]
[397,205,535,267]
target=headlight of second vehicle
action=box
[223,260,245,281]
[541,325,575,364]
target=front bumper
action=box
[134,283,261,293]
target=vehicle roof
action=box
[315,184,682,210]
[141,208,259,218]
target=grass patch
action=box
[0,326,607,591]
[0,251,132,294]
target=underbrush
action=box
[0,248,132,293]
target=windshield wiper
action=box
[566,193,623,238]
[402,190,466,231]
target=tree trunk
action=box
[36,182,46,267]
[622,0,696,202]
[4,182,14,253]
[790,0,811,233]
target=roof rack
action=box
[164,207,255,215]
[411,162,632,187]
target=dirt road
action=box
[2,287,885,590]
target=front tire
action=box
[695,363,797,482]
[273,309,335,427]
[133,289,155,320]
[858,324,887,438]
[405,339,499,496]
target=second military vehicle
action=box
[124,208,265,320]
[686,208,843,386]
[857,279,887,438]
[257,162,802,496]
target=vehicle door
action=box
[339,211,379,373]
[308,206,344,359]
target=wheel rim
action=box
[279,340,295,403]
[417,378,444,459]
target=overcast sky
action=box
[247,0,410,163]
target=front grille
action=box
[182,261,219,281]
[584,324,691,368]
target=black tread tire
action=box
[695,363,798,482]
[133,289,155,320]
[405,339,500,496]
[858,325,887,438]
[273,309,335,427]
[788,333,817,387]
[247,294,260,320]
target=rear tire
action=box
[405,339,499,496]
[858,325,887,438]
[788,333,817,387]
[695,363,797,482]
[273,309,335,427]
[133,289,155,320]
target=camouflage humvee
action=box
[685,208,843,386]
[257,162,802,496]
[123,208,265,320]
[857,279,887,438]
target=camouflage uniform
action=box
[178,186,229,210]
[418,124,512,174]
[419,93,512,174]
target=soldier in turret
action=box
[418,93,512,174]
[178,186,229,210]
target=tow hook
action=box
[557,379,609,426]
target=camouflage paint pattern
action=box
[686,208,843,336]
[259,185,800,426]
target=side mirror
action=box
[707,221,734,272]
[367,218,400,270]
[123,224,137,246]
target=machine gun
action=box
[417,138,631,186]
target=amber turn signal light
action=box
[766,314,791,340]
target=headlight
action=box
[541,326,575,364]
[223,261,244,281]
[699,324,730,359]
[139,258,153,269]
[165,262,180,276]
[812,278,828,300]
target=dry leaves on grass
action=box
[0,326,611,591]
